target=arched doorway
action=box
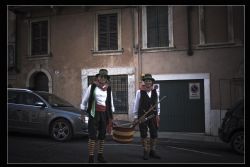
[30,72,49,92]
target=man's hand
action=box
[106,119,113,135]
[81,109,89,116]
[156,115,160,128]
[133,118,139,125]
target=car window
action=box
[232,101,244,117]
[15,92,42,105]
[36,92,73,107]
[24,92,43,105]
[8,91,18,103]
[232,99,243,109]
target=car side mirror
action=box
[35,101,46,108]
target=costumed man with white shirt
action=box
[80,69,115,163]
[133,74,161,160]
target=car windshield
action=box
[229,99,243,113]
[36,92,73,107]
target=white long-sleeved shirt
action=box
[132,90,160,119]
[80,84,115,112]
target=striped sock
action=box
[88,139,96,156]
[98,140,105,154]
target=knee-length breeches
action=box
[139,117,158,139]
[88,111,107,140]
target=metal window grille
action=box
[88,75,128,113]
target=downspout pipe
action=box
[187,6,193,56]
[137,6,142,80]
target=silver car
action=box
[8,88,88,142]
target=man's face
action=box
[98,75,108,84]
[144,79,153,87]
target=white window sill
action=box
[92,48,124,56]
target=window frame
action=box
[93,9,123,56]
[8,43,16,70]
[142,6,174,50]
[28,17,51,58]
[198,6,234,47]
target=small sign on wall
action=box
[189,82,200,99]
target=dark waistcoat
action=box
[138,89,158,117]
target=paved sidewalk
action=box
[133,131,222,143]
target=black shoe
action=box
[97,153,107,163]
[149,150,161,159]
[88,155,94,163]
[143,150,149,160]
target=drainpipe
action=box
[187,6,193,56]
[131,7,135,55]
[137,6,142,80]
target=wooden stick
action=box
[132,96,167,128]
[113,96,167,128]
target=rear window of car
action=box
[226,99,243,117]
[8,90,43,105]
[8,91,18,103]
[232,100,244,117]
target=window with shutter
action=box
[98,14,118,51]
[142,6,173,50]
[204,6,228,43]
[199,6,237,46]
[31,20,48,56]
[147,6,169,48]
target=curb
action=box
[133,131,223,143]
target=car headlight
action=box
[84,115,89,124]
[79,114,88,124]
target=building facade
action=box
[8,6,244,136]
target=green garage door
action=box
[156,79,205,132]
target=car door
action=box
[20,92,48,132]
[8,90,24,129]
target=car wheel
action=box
[230,131,244,155]
[50,118,72,142]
